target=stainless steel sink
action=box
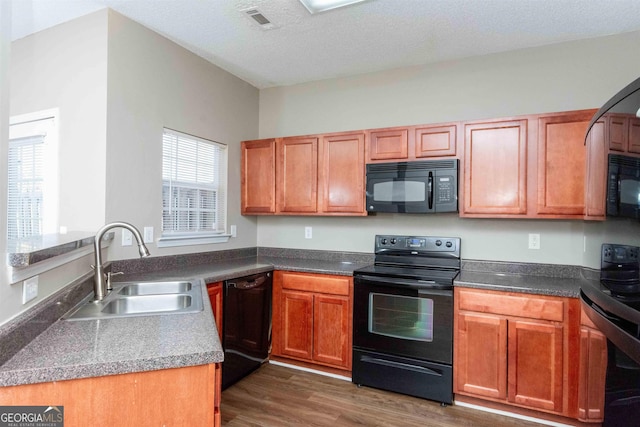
[118,281,192,295]
[64,280,203,321]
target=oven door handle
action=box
[355,274,453,291]
[360,355,444,377]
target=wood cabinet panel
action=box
[455,312,508,399]
[273,271,353,372]
[578,308,607,423]
[319,132,365,213]
[415,124,456,158]
[207,282,223,340]
[585,119,607,219]
[313,294,351,369]
[0,364,218,427]
[536,113,590,215]
[463,120,528,214]
[277,136,319,213]
[280,290,314,360]
[457,288,564,322]
[241,139,276,214]
[281,271,351,295]
[629,117,640,153]
[608,114,628,152]
[367,128,408,161]
[508,320,564,412]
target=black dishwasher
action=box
[222,271,272,390]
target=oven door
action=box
[353,274,453,365]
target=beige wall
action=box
[104,10,259,260]
[257,31,640,267]
[0,1,11,316]
[1,10,260,326]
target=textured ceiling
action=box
[11,0,640,89]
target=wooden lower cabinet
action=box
[454,287,586,421]
[207,281,223,340]
[0,363,221,427]
[578,308,607,423]
[272,271,352,372]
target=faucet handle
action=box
[106,271,124,291]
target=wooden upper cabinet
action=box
[367,128,408,161]
[628,117,640,153]
[585,118,607,219]
[415,124,457,158]
[241,139,276,214]
[608,114,628,152]
[367,124,457,163]
[536,112,591,216]
[463,119,528,215]
[319,132,365,214]
[277,136,319,213]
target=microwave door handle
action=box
[617,175,621,212]
[428,171,434,210]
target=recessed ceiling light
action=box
[298,0,369,14]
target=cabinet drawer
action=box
[281,271,351,296]
[457,289,564,322]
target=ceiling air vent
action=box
[241,7,277,30]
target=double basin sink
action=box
[65,280,204,321]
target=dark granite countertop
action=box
[0,248,597,388]
[455,260,599,298]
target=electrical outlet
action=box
[122,229,133,246]
[230,225,237,237]
[528,233,541,250]
[143,226,154,243]
[305,226,312,239]
[22,276,38,304]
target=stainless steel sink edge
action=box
[64,279,204,321]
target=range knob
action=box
[435,240,442,246]
[380,238,388,245]
[446,241,453,248]
[390,238,397,245]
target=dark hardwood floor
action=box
[221,363,545,426]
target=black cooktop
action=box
[354,263,460,285]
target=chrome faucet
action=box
[93,221,150,301]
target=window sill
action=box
[156,233,231,248]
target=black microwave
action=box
[608,153,640,219]
[365,160,458,213]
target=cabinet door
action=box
[207,282,223,340]
[455,312,508,400]
[508,319,564,413]
[628,117,640,153]
[585,119,607,219]
[278,136,318,213]
[536,112,590,215]
[280,290,314,361]
[367,128,408,161]
[313,294,351,369]
[463,120,528,215]
[608,114,628,152]
[578,324,607,422]
[319,132,365,214]
[415,124,456,158]
[241,139,276,214]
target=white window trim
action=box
[160,128,228,247]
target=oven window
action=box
[373,180,425,202]
[368,293,434,341]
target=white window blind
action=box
[7,112,57,241]
[7,134,45,240]
[162,129,227,237]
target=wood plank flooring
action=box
[221,363,545,426]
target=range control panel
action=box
[375,235,460,254]
[602,243,639,267]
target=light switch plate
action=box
[305,226,312,239]
[122,229,133,246]
[23,276,38,304]
[143,226,154,243]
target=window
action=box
[160,128,228,247]
[7,110,58,241]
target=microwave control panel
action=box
[436,174,456,203]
